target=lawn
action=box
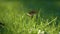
[0,1,60,34]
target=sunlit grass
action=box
[0,10,59,34]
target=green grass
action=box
[0,1,60,34]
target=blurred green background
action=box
[0,0,60,34]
